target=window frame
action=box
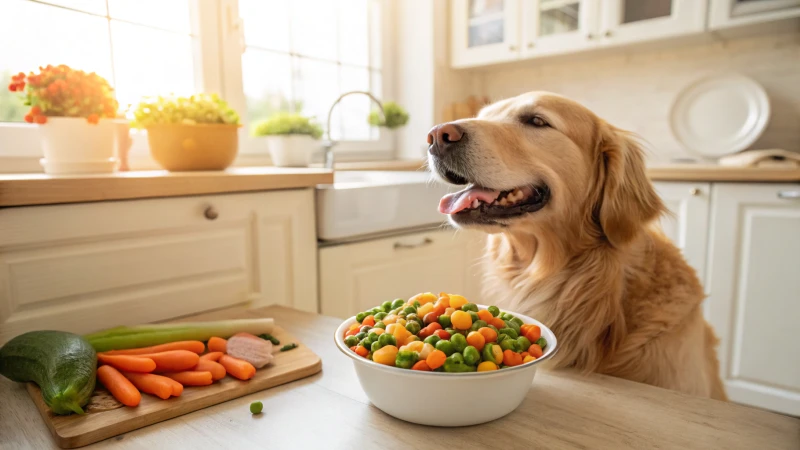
[0,0,395,171]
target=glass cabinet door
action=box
[600,0,706,46]
[522,0,597,57]
[452,0,520,68]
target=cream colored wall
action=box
[468,30,800,161]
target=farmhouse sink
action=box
[316,171,453,241]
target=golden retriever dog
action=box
[427,92,727,400]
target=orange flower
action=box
[8,83,16,92]
[34,115,47,124]
[87,114,99,124]
[24,114,34,123]
[30,105,41,115]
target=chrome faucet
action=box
[323,91,385,169]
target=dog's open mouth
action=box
[439,184,550,219]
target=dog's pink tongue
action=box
[439,187,500,215]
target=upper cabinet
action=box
[451,0,521,68]
[709,0,800,29]
[599,0,707,46]
[521,0,599,58]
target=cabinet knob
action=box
[204,205,219,220]
[690,188,700,196]
[777,190,800,199]
[509,45,517,51]
[604,30,612,38]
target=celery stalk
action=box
[85,318,274,352]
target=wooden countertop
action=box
[2,306,797,449]
[0,167,333,207]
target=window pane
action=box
[111,21,195,110]
[369,70,382,140]
[290,0,338,61]
[622,0,672,24]
[539,3,580,37]
[41,0,106,15]
[339,0,369,67]
[240,0,290,52]
[293,58,339,138]
[242,49,294,124]
[368,0,382,69]
[338,66,370,141]
[108,0,191,33]
[0,0,112,122]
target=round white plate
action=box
[669,73,770,158]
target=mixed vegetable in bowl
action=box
[343,292,548,372]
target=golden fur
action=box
[430,92,727,399]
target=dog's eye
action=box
[524,115,549,127]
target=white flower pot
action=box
[38,117,118,174]
[265,135,321,167]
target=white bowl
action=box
[334,305,558,426]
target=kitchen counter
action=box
[0,167,333,207]
[2,306,797,449]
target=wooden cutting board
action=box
[26,325,322,448]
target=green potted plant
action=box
[368,101,409,129]
[131,93,240,171]
[251,112,324,167]
[7,64,121,174]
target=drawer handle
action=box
[204,205,219,220]
[394,238,433,250]
[777,190,800,199]
[690,188,700,196]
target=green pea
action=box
[403,306,416,315]
[482,343,499,364]
[443,352,475,372]
[509,317,524,327]
[536,337,548,349]
[499,328,519,339]
[445,328,457,336]
[358,338,370,348]
[496,333,509,344]
[450,333,467,353]
[517,336,532,351]
[468,311,480,323]
[356,312,367,322]
[250,401,263,414]
[435,339,456,356]
[360,325,372,334]
[500,339,520,352]
[424,335,441,346]
[391,298,405,309]
[505,320,521,334]
[488,324,500,334]
[487,306,500,317]
[438,314,452,328]
[369,307,382,315]
[461,303,478,312]
[374,312,387,320]
[389,308,402,315]
[344,335,359,347]
[463,346,481,365]
[413,300,421,308]
[370,341,383,352]
[397,312,407,319]
[355,332,367,341]
[448,352,464,364]
[365,335,378,346]
[469,320,488,332]
[378,333,397,346]
[405,321,421,335]
[395,350,419,369]
[373,321,386,329]
[501,312,515,321]
[381,300,393,312]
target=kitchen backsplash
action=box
[471,30,800,162]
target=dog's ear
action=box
[595,124,664,247]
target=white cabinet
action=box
[451,0,521,68]
[319,229,485,319]
[600,0,707,46]
[0,189,318,344]
[652,182,711,287]
[705,183,800,416]
[521,0,598,58]
[709,0,800,29]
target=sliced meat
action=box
[225,332,274,369]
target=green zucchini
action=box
[0,330,97,415]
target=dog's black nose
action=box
[427,123,464,157]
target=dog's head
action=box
[428,91,663,247]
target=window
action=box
[0,0,393,169]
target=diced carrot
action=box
[97,365,141,407]
[98,354,156,373]
[137,350,200,372]
[121,372,175,399]
[477,309,493,323]
[411,360,431,371]
[219,355,256,380]
[527,344,543,358]
[195,359,226,381]
[207,337,227,353]
[102,341,205,356]
[200,351,224,362]
[162,371,213,386]
[354,346,369,357]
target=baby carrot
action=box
[219,355,256,380]
[164,377,183,396]
[97,365,141,407]
[98,354,156,373]
[200,351,224,362]
[138,350,200,372]
[162,371,213,386]
[195,359,226,381]
[207,337,227,353]
[121,372,175,399]
[102,341,205,356]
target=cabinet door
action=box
[600,0,706,46]
[521,0,599,58]
[652,182,711,289]
[451,0,520,68]
[709,0,800,29]
[706,183,800,416]
[319,229,485,319]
